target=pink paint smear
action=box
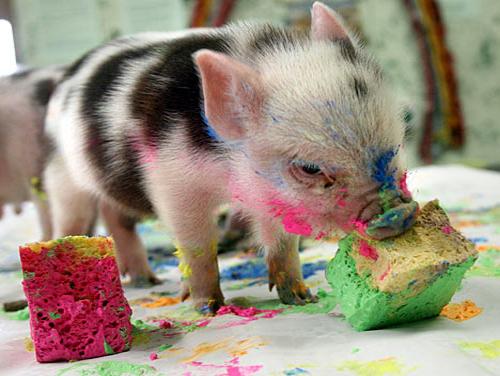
[358,240,379,261]
[351,219,368,235]
[267,199,313,236]
[215,305,283,329]
[442,225,453,234]
[379,266,391,281]
[184,357,262,376]
[399,170,412,198]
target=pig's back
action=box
[47,29,235,215]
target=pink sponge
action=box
[19,236,132,362]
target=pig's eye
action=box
[301,163,322,175]
[290,160,324,182]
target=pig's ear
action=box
[194,49,264,141]
[311,2,351,42]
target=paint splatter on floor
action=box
[283,367,311,375]
[220,259,327,281]
[459,339,500,359]
[337,357,416,376]
[24,337,33,352]
[184,357,262,376]
[141,296,181,308]
[56,360,163,376]
[0,306,29,320]
[467,249,500,277]
[440,300,483,321]
[248,288,338,315]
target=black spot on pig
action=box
[338,39,356,63]
[131,33,231,152]
[353,77,368,98]
[82,43,168,214]
[248,25,306,54]
[33,79,56,106]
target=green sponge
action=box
[327,201,477,331]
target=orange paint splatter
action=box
[476,245,500,252]
[440,300,483,322]
[141,297,181,308]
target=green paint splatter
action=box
[56,360,163,376]
[466,250,500,277]
[132,319,158,331]
[158,343,172,352]
[337,358,416,376]
[131,320,157,346]
[459,339,500,359]
[352,348,360,353]
[23,271,35,280]
[49,312,61,319]
[103,341,114,355]
[0,306,30,321]
[245,288,338,315]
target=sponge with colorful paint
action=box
[19,236,133,362]
[327,200,477,331]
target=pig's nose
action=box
[365,200,419,240]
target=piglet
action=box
[44,2,417,311]
[0,66,65,240]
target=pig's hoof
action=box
[273,280,317,305]
[128,272,162,288]
[193,294,225,315]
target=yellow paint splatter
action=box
[182,339,231,362]
[459,340,500,359]
[141,297,181,308]
[440,300,483,322]
[173,245,192,279]
[24,337,34,352]
[158,347,185,359]
[337,357,416,376]
[175,337,267,363]
[229,337,268,357]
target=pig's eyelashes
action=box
[301,163,322,175]
[289,160,336,190]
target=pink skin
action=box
[130,133,158,170]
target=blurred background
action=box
[0,0,499,168]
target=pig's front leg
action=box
[100,201,161,287]
[257,217,317,305]
[152,184,224,314]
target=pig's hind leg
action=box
[100,201,160,287]
[256,217,317,305]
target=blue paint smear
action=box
[284,368,311,375]
[201,110,222,142]
[467,237,488,244]
[220,259,327,281]
[371,149,397,189]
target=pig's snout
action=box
[365,200,419,240]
